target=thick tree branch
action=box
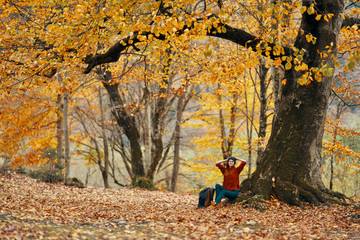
[84,31,165,74]
[84,14,359,75]
[207,24,292,60]
[83,18,293,74]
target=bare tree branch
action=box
[342,16,360,27]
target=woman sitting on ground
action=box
[213,156,247,206]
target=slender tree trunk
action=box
[228,95,239,157]
[218,84,239,159]
[165,170,170,190]
[56,94,63,172]
[329,102,341,190]
[171,92,185,192]
[258,59,269,157]
[270,0,290,118]
[218,86,227,158]
[244,70,256,178]
[143,58,152,176]
[147,49,173,181]
[256,0,270,159]
[99,87,110,188]
[64,92,70,180]
[144,88,151,176]
[329,149,334,190]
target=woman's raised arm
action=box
[236,157,247,163]
[215,159,228,165]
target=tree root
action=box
[236,193,267,211]
[240,177,349,206]
[297,186,320,205]
[322,188,350,205]
[65,177,85,188]
[273,181,302,206]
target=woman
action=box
[213,156,247,206]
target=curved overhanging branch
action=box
[207,24,292,59]
[84,31,165,74]
[83,17,293,74]
[83,13,360,75]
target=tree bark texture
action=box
[99,88,110,188]
[219,90,239,160]
[103,81,145,183]
[258,60,270,157]
[171,93,185,192]
[144,90,152,176]
[244,70,256,178]
[63,92,70,180]
[56,94,63,172]
[228,95,238,157]
[147,50,173,181]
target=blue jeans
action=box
[215,184,239,205]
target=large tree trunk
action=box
[103,81,145,183]
[241,0,345,205]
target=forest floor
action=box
[0,172,359,240]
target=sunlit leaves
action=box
[305,33,317,44]
[315,14,322,21]
[322,66,334,77]
[297,72,310,85]
[299,6,307,14]
[323,118,360,174]
[2,0,360,188]
[285,62,292,70]
[307,4,315,15]
[0,88,59,166]
[321,69,360,195]
[296,64,334,85]
[323,14,334,22]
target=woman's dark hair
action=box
[226,157,237,168]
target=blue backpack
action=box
[197,187,215,208]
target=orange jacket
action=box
[216,161,246,191]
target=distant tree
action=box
[323,72,360,192]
